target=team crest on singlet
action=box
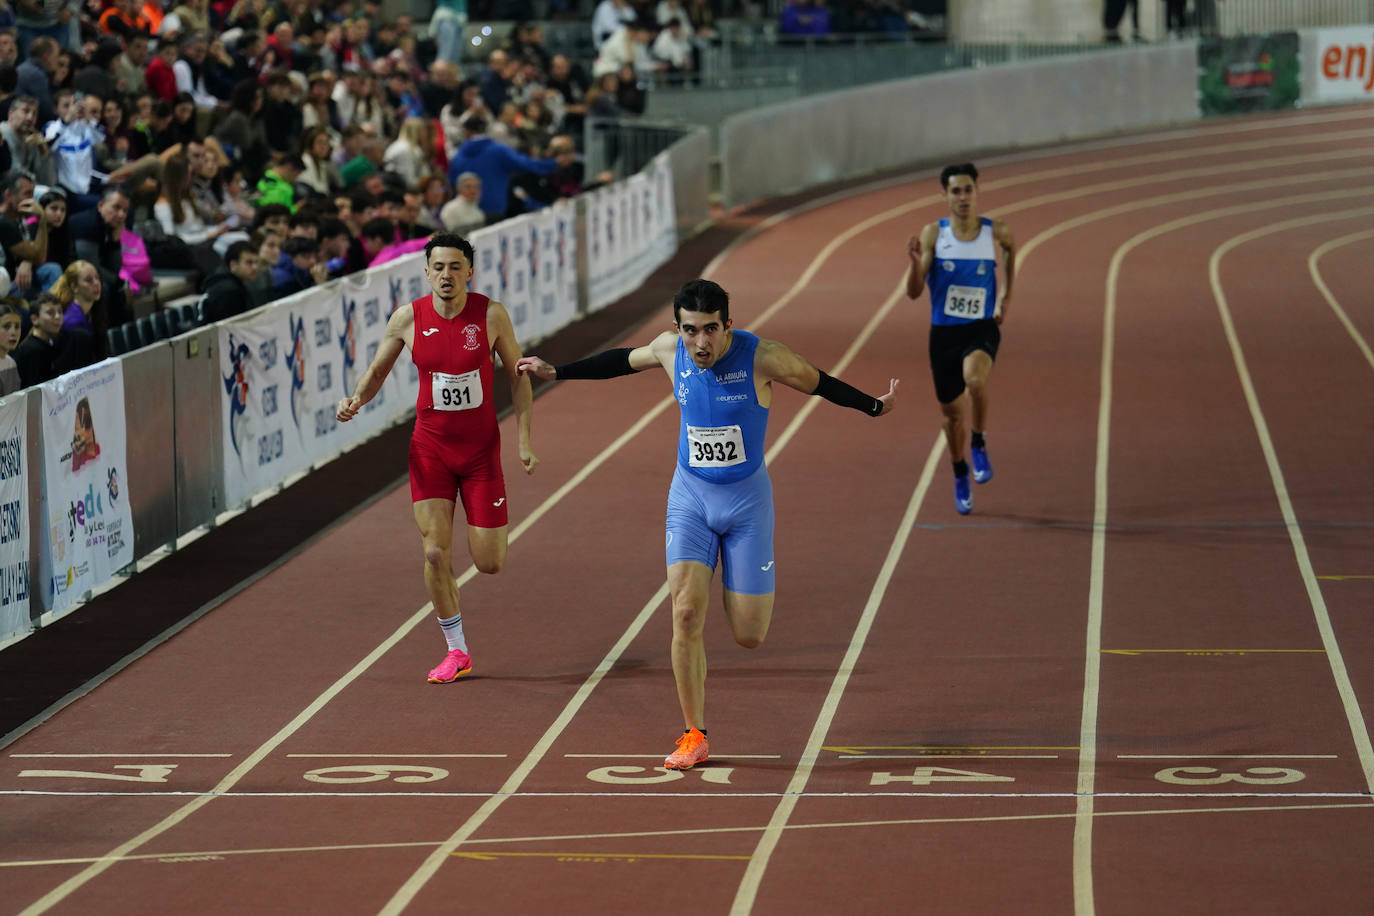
[462,323,482,350]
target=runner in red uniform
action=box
[337,233,537,683]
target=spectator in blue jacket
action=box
[444,116,556,223]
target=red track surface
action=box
[4,106,1374,915]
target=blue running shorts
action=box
[665,464,776,595]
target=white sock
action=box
[438,614,467,654]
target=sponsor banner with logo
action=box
[650,152,678,269]
[1198,32,1300,116]
[1307,26,1374,105]
[586,161,677,313]
[363,258,423,410]
[532,202,579,344]
[219,307,316,508]
[470,222,505,313]
[0,394,29,640]
[501,217,539,345]
[586,182,625,312]
[39,361,134,618]
[220,270,430,508]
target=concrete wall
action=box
[719,43,1200,209]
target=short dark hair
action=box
[672,278,729,325]
[252,203,291,229]
[939,162,979,189]
[318,216,351,240]
[282,236,317,256]
[424,232,474,265]
[224,239,255,265]
[464,116,487,135]
[359,217,394,243]
[287,211,320,230]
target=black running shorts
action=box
[928,319,1001,404]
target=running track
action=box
[4,106,1374,915]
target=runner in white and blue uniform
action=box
[516,278,899,771]
[905,162,1018,515]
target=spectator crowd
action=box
[0,0,732,396]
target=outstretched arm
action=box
[756,339,898,417]
[489,300,538,474]
[337,305,410,421]
[516,331,673,381]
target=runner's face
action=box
[946,175,977,219]
[675,308,731,368]
[425,247,472,301]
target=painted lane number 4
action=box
[871,766,1015,786]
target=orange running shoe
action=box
[664,728,709,770]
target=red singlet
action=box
[407,292,507,526]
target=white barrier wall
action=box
[719,44,1200,209]
[1303,25,1374,105]
[0,395,27,640]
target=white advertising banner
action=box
[0,393,29,640]
[219,306,315,508]
[585,184,618,312]
[39,360,134,617]
[1308,27,1374,104]
[651,152,678,269]
[532,202,578,345]
[502,216,538,345]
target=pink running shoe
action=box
[427,649,472,684]
[664,728,709,770]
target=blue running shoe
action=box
[954,475,973,515]
[971,443,993,484]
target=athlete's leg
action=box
[668,559,713,731]
[963,349,995,435]
[413,497,460,617]
[722,591,774,648]
[939,393,968,463]
[466,524,508,574]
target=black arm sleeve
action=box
[554,347,638,380]
[813,370,883,417]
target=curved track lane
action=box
[3,105,1374,916]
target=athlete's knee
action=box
[671,601,707,635]
[965,371,988,393]
[474,553,504,575]
[734,628,766,649]
[423,543,450,569]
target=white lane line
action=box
[1209,208,1374,797]
[1306,228,1374,370]
[1071,189,1374,916]
[557,758,774,763]
[283,758,505,763]
[1119,755,1339,760]
[382,277,913,914]
[8,754,233,758]
[5,799,1369,871]
[4,790,1369,800]
[728,432,946,915]
[22,117,1373,914]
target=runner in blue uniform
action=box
[905,162,1018,515]
[517,279,898,769]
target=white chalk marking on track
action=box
[21,111,1374,915]
[1306,228,1374,371]
[1209,207,1374,797]
[1072,189,1374,916]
